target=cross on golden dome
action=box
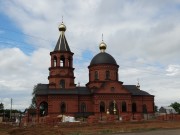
[99,33,107,52]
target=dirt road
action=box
[1,121,180,135]
[114,129,180,135]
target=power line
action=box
[0,36,33,46]
[0,26,51,42]
[0,25,100,53]
[0,40,178,78]
[0,41,35,52]
[0,32,163,66]
[0,32,98,54]
[0,26,179,77]
[0,34,166,70]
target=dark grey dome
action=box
[90,52,117,66]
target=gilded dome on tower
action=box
[99,41,107,52]
[58,22,66,31]
[90,39,117,66]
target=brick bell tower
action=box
[48,21,76,89]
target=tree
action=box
[0,103,4,110]
[29,84,38,109]
[154,105,158,112]
[0,103,4,113]
[170,102,180,114]
[3,109,21,118]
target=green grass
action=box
[69,132,82,135]
[99,129,112,134]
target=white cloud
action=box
[0,47,49,109]
[166,64,180,76]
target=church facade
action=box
[35,22,154,120]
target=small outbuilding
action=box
[159,106,177,114]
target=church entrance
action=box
[39,102,48,117]
[109,101,117,114]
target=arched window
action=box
[94,71,98,80]
[106,71,110,80]
[153,102,155,112]
[100,101,105,112]
[60,102,66,114]
[68,57,72,67]
[60,55,65,67]
[60,80,65,88]
[143,104,147,113]
[39,102,48,117]
[116,72,118,80]
[80,103,86,112]
[132,102,137,113]
[68,58,70,67]
[53,56,57,67]
[122,101,127,112]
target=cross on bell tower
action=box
[48,21,76,89]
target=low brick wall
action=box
[20,113,180,126]
[87,115,98,123]
[0,117,3,123]
[121,115,131,121]
[157,114,180,121]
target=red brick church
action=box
[35,22,154,120]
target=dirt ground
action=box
[0,121,180,135]
[114,129,180,135]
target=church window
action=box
[106,70,110,80]
[94,71,98,80]
[143,104,147,113]
[68,58,70,67]
[132,102,137,113]
[153,102,155,112]
[60,80,65,88]
[122,101,127,112]
[53,56,57,67]
[80,103,86,112]
[68,57,72,67]
[60,55,65,67]
[100,101,105,112]
[60,102,66,114]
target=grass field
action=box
[0,121,180,135]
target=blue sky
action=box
[0,13,35,54]
[0,0,180,110]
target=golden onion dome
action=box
[99,40,107,52]
[58,22,66,31]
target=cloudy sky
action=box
[0,0,180,110]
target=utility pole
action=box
[10,98,12,121]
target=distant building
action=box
[159,106,177,114]
[35,22,154,120]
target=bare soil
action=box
[0,121,180,135]
[114,129,180,135]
